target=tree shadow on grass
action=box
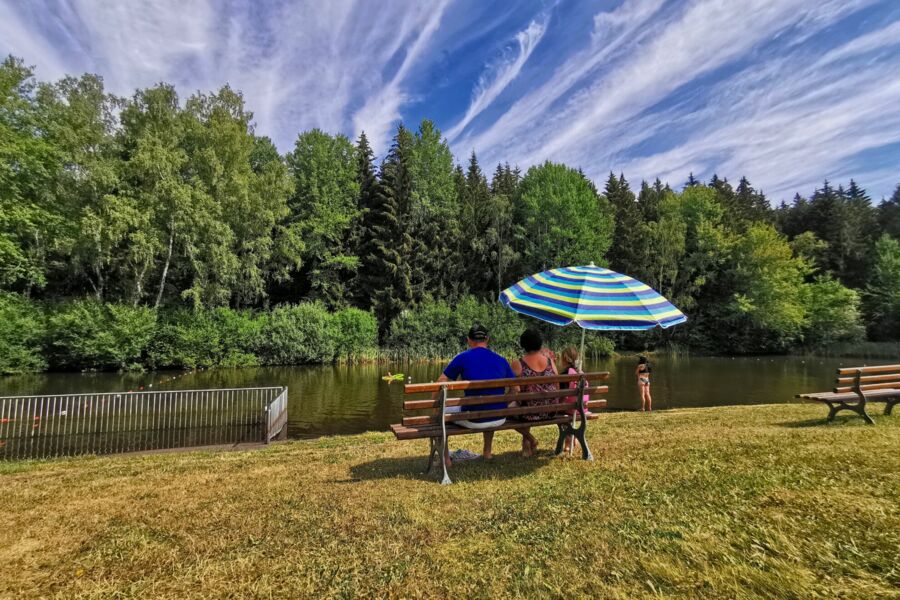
[343,448,559,484]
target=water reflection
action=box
[0,355,892,438]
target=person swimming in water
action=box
[636,356,652,412]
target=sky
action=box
[2,0,900,202]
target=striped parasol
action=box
[500,264,686,331]
[500,264,686,366]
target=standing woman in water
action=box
[636,356,652,412]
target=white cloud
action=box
[455,0,667,161]
[352,0,452,154]
[445,13,549,142]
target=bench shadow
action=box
[779,415,875,428]
[344,449,559,483]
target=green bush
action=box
[254,303,337,365]
[148,308,261,369]
[332,308,378,361]
[0,292,47,374]
[47,301,156,371]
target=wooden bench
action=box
[391,372,609,484]
[796,363,900,425]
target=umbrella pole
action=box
[570,328,586,457]
[578,328,585,370]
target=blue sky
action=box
[2,0,899,201]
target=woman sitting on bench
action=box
[511,329,558,457]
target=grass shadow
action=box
[346,449,560,484]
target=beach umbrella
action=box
[499,263,686,364]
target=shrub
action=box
[148,308,261,369]
[332,308,378,361]
[0,292,47,374]
[254,303,337,365]
[47,301,156,370]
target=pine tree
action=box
[356,126,413,335]
[349,131,376,305]
[406,120,461,303]
[733,176,771,224]
[807,180,851,281]
[685,172,700,188]
[638,178,666,222]
[488,163,521,295]
[878,184,900,238]
[843,179,878,287]
[606,172,644,275]
[460,151,494,298]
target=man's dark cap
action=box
[468,323,489,341]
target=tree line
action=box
[1,55,899,372]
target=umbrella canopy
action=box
[499,264,686,331]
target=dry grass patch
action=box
[1,404,897,598]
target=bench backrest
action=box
[833,364,900,394]
[402,372,609,427]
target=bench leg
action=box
[425,437,438,474]
[554,425,567,456]
[825,401,875,425]
[885,398,897,416]
[554,421,593,461]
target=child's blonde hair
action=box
[561,346,579,372]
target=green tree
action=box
[406,120,461,302]
[357,125,414,335]
[723,223,808,351]
[0,56,63,293]
[802,277,863,347]
[516,162,614,273]
[119,84,231,309]
[37,73,128,301]
[864,234,900,340]
[286,129,359,307]
[605,172,644,275]
[879,185,900,238]
[488,163,521,297]
[459,151,495,297]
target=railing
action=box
[0,386,289,460]
[265,386,289,442]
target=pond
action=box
[0,355,890,439]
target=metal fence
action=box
[0,386,289,460]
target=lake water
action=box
[0,355,892,439]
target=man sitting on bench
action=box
[435,323,515,466]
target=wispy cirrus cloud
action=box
[1,0,898,198]
[445,11,550,142]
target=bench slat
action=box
[796,389,900,401]
[833,383,900,394]
[403,386,608,411]
[404,372,609,394]
[835,373,900,386]
[402,399,607,426]
[391,413,600,440]
[836,364,900,376]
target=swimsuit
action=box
[638,365,650,386]
[519,356,557,421]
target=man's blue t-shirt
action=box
[443,347,515,415]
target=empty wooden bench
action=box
[796,363,900,425]
[391,372,609,484]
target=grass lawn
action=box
[1,404,898,599]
